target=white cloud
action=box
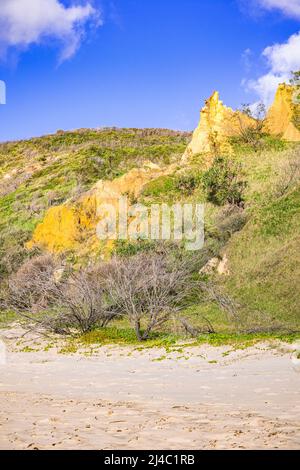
[245,32,300,105]
[255,0,300,19]
[241,48,253,72]
[247,73,290,106]
[263,32,300,74]
[0,0,102,62]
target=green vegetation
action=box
[202,156,246,206]
[80,327,179,347]
[292,105,300,131]
[225,185,300,327]
[59,328,300,352]
[1,125,300,346]
[142,175,178,199]
[230,134,288,156]
[290,71,300,131]
[0,128,190,277]
[113,239,157,257]
[0,310,18,327]
[141,171,203,202]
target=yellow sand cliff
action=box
[265,83,300,141]
[27,164,165,255]
[182,91,255,162]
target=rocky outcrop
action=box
[199,254,230,276]
[182,91,254,162]
[199,257,219,275]
[217,254,230,276]
[265,83,300,141]
[182,84,300,163]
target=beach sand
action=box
[0,328,299,450]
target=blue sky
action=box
[0,0,300,141]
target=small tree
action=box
[100,252,198,341]
[47,269,115,334]
[232,103,266,151]
[290,71,300,130]
[290,71,300,86]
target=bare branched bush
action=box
[199,281,241,324]
[100,252,199,341]
[46,190,63,207]
[275,151,300,197]
[179,315,215,335]
[216,204,247,241]
[5,254,60,314]
[3,250,219,339]
[44,269,115,334]
[231,103,266,151]
[4,255,115,334]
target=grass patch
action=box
[259,187,300,237]
[75,327,300,350]
[195,331,300,347]
[0,310,18,327]
[79,327,180,348]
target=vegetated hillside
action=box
[139,138,300,333]
[1,131,299,337]
[0,128,191,277]
[219,143,300,330]
[0,84,300,342]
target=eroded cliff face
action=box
[27,164,165,255]
[182,91,254,162]
[182,84,300,163]
[265,83,300,141]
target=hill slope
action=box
[0,85,299,337]
[0,128,190,276]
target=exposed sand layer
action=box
[0,330,299,450]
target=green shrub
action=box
[174,173,201,195]
[290,70,300,130]
[292,103,300,131]
[202,156,247,206]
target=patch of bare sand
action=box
[0,328,299,450]
[1,392,299,450]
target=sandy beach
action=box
[0,329,299,450]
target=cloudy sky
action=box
[0,0,300,141]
